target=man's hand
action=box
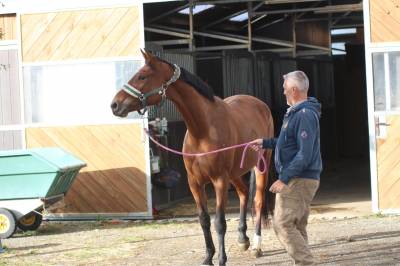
[250,138,263,152]
[269,180,287,193]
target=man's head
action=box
[283,70,309,106]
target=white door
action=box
[371,51,400,211]
[0,48,23,150]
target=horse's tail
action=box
[249,169,256,221]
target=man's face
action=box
[283,79,296,106]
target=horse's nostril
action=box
[111,102,118,111]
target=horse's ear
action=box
[140,48,157,66]
[140,48,149,61]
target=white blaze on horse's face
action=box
[111,61,165,117]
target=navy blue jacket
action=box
[263,97,322,184]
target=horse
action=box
[111,50,275,266]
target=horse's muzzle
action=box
[111,101,128,117]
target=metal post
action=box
[292,13,297,58]
[189,0,195,52]
[247,2,252,51]
[328,0,332,56]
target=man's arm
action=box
[262,138,277,149]
[279,110,319,184]
[249,138,276,151]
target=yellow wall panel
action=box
[26,124,149,214]
[377,116,400,209]
[21,7,142,62]
[370,0,400,43]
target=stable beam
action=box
[145,27,190,38]
[253,3,362,16]
[148,25,248,43]
[264,0,326,4]
[202,2,263,30]
[147,39,191,46]
[148,3,190,24]
[148,25,330,51]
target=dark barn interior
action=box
[142,0,370,212]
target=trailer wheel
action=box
[0,208,16,239]
[17,212,43,231]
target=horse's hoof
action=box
[237,239,250,251]
[251,248,262,258]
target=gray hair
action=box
[283,70,309,92]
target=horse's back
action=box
[223,95,273,134]
[224,94,270,111]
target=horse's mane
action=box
[157,57,215,102]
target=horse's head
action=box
[111,49,180,117]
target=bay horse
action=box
[111,50,275,266]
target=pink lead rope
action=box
[144,129,267,174]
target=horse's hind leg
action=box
[231,177,250,251]
[251,167,268,258]
[213,178,229,266]
[189,180,215,265]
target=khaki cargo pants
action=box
[273,178,320,266]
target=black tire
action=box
[17,212,42,231]
[0,208,16,239]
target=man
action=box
[0,239,4,253]
[251,70,322,266]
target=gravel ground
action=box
[1,215,400,266]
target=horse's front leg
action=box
[251,168,267,258]
[232,177,250,251]
[189,180,215,265]
[213,178,229,266]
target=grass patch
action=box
[67,248,101,260]
[363,213,385,219]
[122,236,145,243]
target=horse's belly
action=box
[184,154,234,180]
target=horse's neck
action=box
[167,81,214,139]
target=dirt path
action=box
[1,215,400,266]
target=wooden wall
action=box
[0,14,16,41]
[296,21,330,48]
[370,0,400,43]
[20,7,141,62]
[26,124,149,215]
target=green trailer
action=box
[0,147,86,239]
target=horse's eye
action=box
[138,75,146,81]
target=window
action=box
[179,5,214,15]
[230,12,248,22]
[372,53,385,111]
[23,60,143,124]
[331,42,346,55]
[372,52,400,112]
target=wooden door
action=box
[373,52,400,210]
[0,49,22,150]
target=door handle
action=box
[377,122,391,126]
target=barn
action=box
[0,0,399,219]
